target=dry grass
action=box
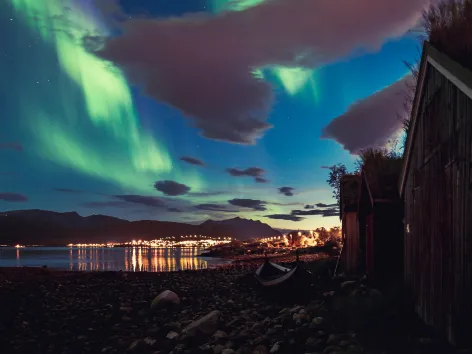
[400,0,472,149]
[424,0,472,70]
[357,148,403,199]
[357,148,402,173]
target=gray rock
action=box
[128,339,145,352]
[167,331,179,340]
[293,313,307,325]
[181,310,223,337]
[306,337,325,351]
[278,308,290,315]
[213,330,228,341]
[143,337,156,346]
[346,344,363,353]
[222,349,236,354]
[290,306,303,314]
[151,290,180,310]
[269,342,281,353]
[327,334,339,345]
[227,317,241,328]
[252,345,269,354]
[323,345,343,354]
[213,344,226,354]
[165,321,182,331]
[340,281,358,293]
[236,345,252,354]
[146,326,160,336]
[252,335,268,346]
[198,343,213,353]
[251,322,265,332]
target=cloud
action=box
[180,156,205,166]
[305,204,314,209]
[154,180,191,196]
[270,201,303,207]
[0,142,23,151]
[266,214,304,222]
[228,198,267,211]
[255,177,269,183]
[321,209,339,217]
[196,203,240,213]
[54,188,84,193]
[96,0,427,144]
[292,207,339,217]
[83,201,132,208]
[189,191,226,197]
[279,186,294,196]
[322,75,412,154]
[315,203,338,208]
[113,194,167,208]
[167,207,183,213]
[0,192,28,202]
[226,167,265,177]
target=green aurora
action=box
[10,0,205,195]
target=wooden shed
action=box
[339,175,361,275]
[358,160,404,284]
[400,42,472,345]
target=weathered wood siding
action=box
[404,63,472,344]
[342,212,360,275]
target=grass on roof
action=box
[424,0,472,71]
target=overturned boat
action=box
[254,251,313,289]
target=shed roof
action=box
[339,174,361,219]
[399,42,472,196]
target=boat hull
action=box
[254,261,312,290]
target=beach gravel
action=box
[0,264,462,354]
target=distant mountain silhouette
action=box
[0,210,280,245]
[200,217,280,240]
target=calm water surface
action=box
[0,247,231,272]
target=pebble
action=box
[167,331,179,340]
[0,261,455,354]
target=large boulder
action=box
[181,310,223,337]
[150,290,180,310]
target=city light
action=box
[67,236,233,248]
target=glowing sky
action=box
[1,0,421,229]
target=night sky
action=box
[1,0,426,229]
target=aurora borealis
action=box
[1,0,425,229]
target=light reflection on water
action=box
[0,247,230,272]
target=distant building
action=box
[339,175,361,275]
[400,41,472,345]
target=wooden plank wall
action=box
[343,212,359,274]
[404,64,472,345]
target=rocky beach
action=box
[0,260,464,354]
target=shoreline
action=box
[0,260,460,354]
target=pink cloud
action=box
[321,75,413,154]
[97,0,430,144]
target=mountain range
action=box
[0,210,281,245]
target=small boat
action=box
[254,250,312,288]
[254,260,299,287]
